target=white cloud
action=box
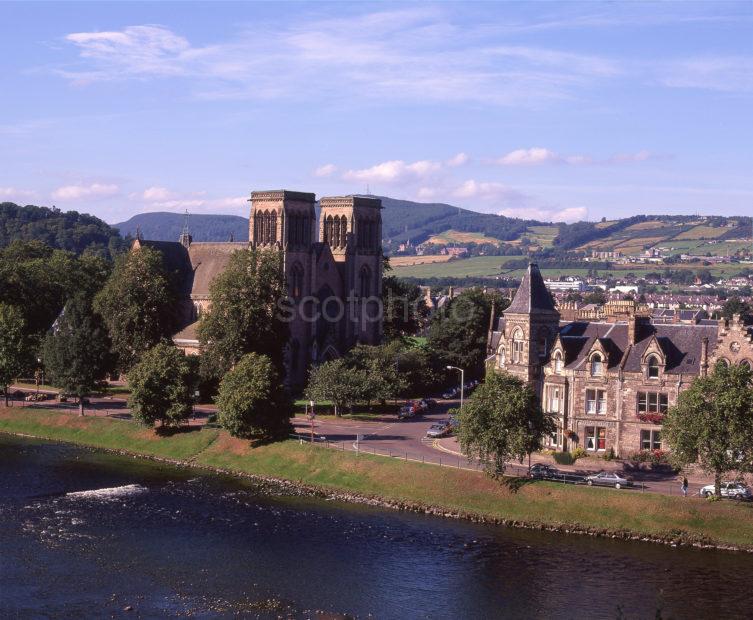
[344,158,442,184]
[451,180,530,205]
[498,147,563,166]
[314,164,337,177]
[52,183,119,201]
[0,187,37,200]
[59,12,622,106]
[140,186,174,201]
[498,205,587,223]
[446,152,469,167]
[498,147,655,166]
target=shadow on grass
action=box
[155,425,203,437]
[501,476,535,493]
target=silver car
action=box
[426,422,451,438]
[700,482,752,499]
[585,471,632,489]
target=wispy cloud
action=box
[341,153,468,185]
[52,183,119,201]
[314,164,337,178]
[58,11,622,106]
[498,204,588,223]
[0,187,37,200]
[497,147,658,166]
[658,56,753,93]
[131,185,247,214]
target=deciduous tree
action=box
[215,352,291,439]
[305,359,369,417]
[42,295,112,415]
[198,247,288,379]
[457,372,553,479]
[94,246,178,371]
[0,303,31,406]
[127,342,195,429]
[663,362,753,497]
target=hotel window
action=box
[640,429,662,450]
[586,389,606,415]
[554,351,563,373]
[586,426,606,452]
[545,385,561,413]
[637,392,668,414]
[590,353,604,376]
[647,355,660,379]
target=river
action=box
[1,435,751,619]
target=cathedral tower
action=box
[319,195,383,345]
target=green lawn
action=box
[392,255,525,278]
[3,407,753,549]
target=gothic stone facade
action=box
[134,189,383,389]
[488,264,753,457]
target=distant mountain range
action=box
[114,212,249,242]
[114,196,542,247]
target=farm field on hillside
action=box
[392,255,525,278]
[425,230,503,245]
[389,255,452,267]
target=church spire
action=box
[179,209,192,248]
[506,263,556,314]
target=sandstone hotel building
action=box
[488,264,753,456]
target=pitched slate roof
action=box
[506,263,557,314]
[187,242,248,297]
[556,320,718,375]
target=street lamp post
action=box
[446,365,464,412]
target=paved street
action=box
[8,385,731,499]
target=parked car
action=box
[700,482,752,500]
[441,389,457,400]
[397,406,415,420]
[424,398,437,409]
[585,471,632,489]
[426,421,451,438]
[529,464,559,480]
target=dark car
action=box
[529,464,559,480]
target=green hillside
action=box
[114,212,249,242]
[0,202,124,256]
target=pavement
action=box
[7,384,736,499]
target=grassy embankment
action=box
[2,407,753,549]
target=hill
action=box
[0,202,124,256]
[114,212,249,243]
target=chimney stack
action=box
[701,336,709,376]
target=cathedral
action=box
[488,263,753,457]
[132,189,383,388]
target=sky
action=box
[1,1,752,224]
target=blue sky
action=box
[1,1,752,224]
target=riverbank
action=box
[2,407,752,551]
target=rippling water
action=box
[1,435,751,619]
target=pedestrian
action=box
[682,477,688,497]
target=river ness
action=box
[1,435,752,619]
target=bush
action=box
[553,451,574,465]
[571,447,588,460]
[603,447,616,461]
[628,449,669,465]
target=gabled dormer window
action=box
[554,351,563,373]
[498,347,506,368]
[590,353,604,376]
[647,355,660,379]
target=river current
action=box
[1,435,751,619]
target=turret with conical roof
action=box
[498,263,560,384]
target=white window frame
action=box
[640,429,662,450]
[586,426,607,452]
[586,389,606,415]
[590,353,604,376]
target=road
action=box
[9,386,723,498]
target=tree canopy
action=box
[42,295,112,415]
[94,246,179,371]
[457,371,553,478]
[0,303,32,405]
[127,342,195,429]
[0,202,125,256]
[382,275,429,342]
[663,362,753,497]
[215,352,291,439]
[427,288,509,378]
[198,247,288,379]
